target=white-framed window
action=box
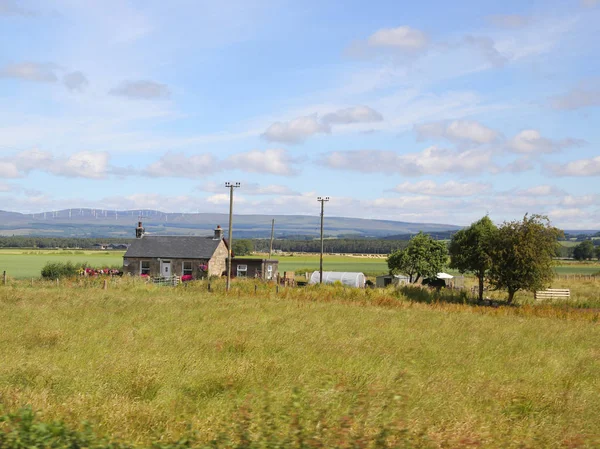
[237,264,248,277]
[182,261,193,276]
[140,260,150,275]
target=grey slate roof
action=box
[124,236,223,259]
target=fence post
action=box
[255,284,257,294]
[103,279,108,290]
[2,271,6,286]
[208,283,211,292]
[56,278,59,287]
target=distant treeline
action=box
[253,238,410,254]
[0,236,132,249]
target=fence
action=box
[555,274,599,281]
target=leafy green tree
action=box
[487,214,562,304]
[387,232,447,283]
[595,245,600,261]
[573,240,595,260]
[449,216,497,301]
[232,239,254,256]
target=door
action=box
[160,260,172,277]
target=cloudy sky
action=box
[1,0,599,229]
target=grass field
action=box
[1,279,600,448]
[1,249,598,279]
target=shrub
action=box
[40,261,84,279]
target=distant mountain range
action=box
[0,208,463,239]
[1,209,596,239]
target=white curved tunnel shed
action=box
[309,271,366,288]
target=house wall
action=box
[208,240,228,277]
[123,257,211,278]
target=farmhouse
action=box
[122,224,228,278]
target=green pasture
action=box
[1,249,599,279]
[0,249,123,279]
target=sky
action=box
[0,0,599,229]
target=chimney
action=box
[135,221,145,239]
[213,225,223,240]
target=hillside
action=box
[0,208,462,238]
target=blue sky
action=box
[0,0,599,229]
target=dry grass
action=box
[0,279,599,448]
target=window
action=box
[140,260,150,275]
[267,264,273,279]
[237,264,248,277]
[183,261,193,276]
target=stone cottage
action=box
[122,224,228,279]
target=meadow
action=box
[0,278,599,448]
[1,249,598,279]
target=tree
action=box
[232,239,254,256]
[596,245,600,261]
[449,216,497,301]
[387,232,447,283]
[487,214,562,304]
[573,240,595,260]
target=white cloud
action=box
[206,193,247,205]
[511,185,563,197]
[226,149,298,176]
[144,152,217,178]
[581,0,599,7]
[414,119,499,144]
[52,151,110,179]
[550,84,600,110]
[0,0,35,16]
[367,26,429,51]
[262,106,384,144]
[323,146,494,176]
[507,130,585,154]
[4,150,110,179]
[560,194,600,207]
[462,36,508,68]
[548,156,600,177]
[63,71,88,91]
[199,181,299,196]
[321,106,383,125]
[392,180,491,197]
[0,161,21,178]
[262,116,330,144]
[0,62,58,83]
[109,80,171,99]
[486,14,530,29]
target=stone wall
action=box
[208,240,228,277]
[123,257,212,279]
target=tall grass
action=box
[0,280,599,447]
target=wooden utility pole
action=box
[317,197,330,284]
[269,219,275,259]
[225,182,241,291]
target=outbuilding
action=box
[309,271,366,288]
[375,274,410,288]
[230,258,279,280]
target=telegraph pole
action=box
[225,182,241,291]
[317,196,329,284]
[269,219,275,259]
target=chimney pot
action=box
[214,225,223,240]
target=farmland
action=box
[0,280,599,448]
[0,249,599,279]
